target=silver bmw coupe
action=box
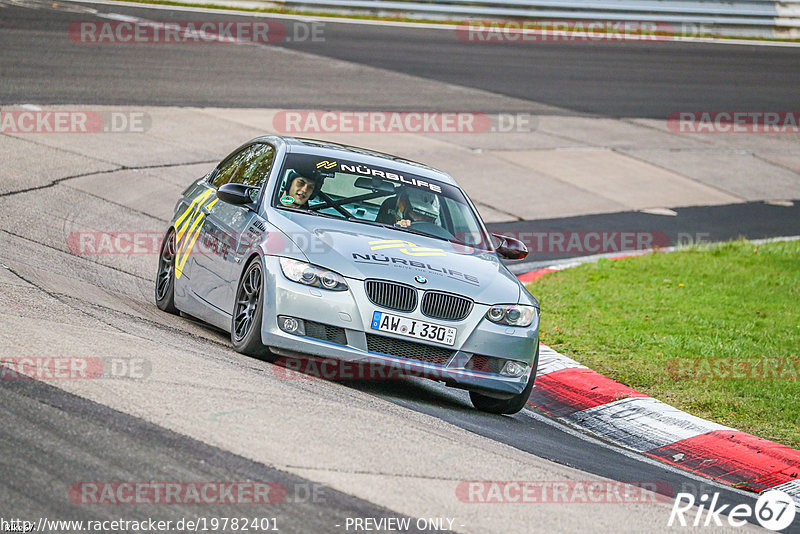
[156,136,539,414]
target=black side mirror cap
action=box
[493,233,528,260]
[217,183,258,209]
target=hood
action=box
[270,212,521,305]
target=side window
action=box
[212,144,275,189]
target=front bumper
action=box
[259,256,540,398]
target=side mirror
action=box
[493,233,528,260]
[217,183,258,208]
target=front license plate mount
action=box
[371,311,456,346]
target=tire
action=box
[470,346,538,415]
[231,258,273,359]
[155,228,179,314]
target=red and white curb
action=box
[518,240,800,504]
[529,344,800,505]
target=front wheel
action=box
[231,258,273,360]
[470,347,538,414]
[155,228,179,314]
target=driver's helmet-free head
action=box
[283,170,324,203]
[403,188,440,220]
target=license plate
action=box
[370,311,456,346]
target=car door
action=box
[190,143,276,315]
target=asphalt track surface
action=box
[2,375,426,532]
[1,1,799,532]
[487,200,800,266]
[0,0,798,117]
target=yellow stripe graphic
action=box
[368,239,445,256]
[175,213,206,279]
[176,190,213,246]
[175,188,213,230]
[369,240,415,250]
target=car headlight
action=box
[485,304,538,327]
[279,257,348,291]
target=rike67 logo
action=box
[669,490,796,531]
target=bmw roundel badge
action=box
[414,276,427,284]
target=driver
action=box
[392,188,440,228]
[281,171,318,209]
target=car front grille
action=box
[305,320,348,345]
[366,333,454,366]
[421,291,473,321]
[365,280,417,313]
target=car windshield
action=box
[273,153,493,250]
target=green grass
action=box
[527,239,800,449]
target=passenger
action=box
[391,188,440,228]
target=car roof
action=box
[251,135,459,186]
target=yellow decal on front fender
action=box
[175,212,206,279]
[173,188,215,279]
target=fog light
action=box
[278,315,305,336]
[500,361,527,378]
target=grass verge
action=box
[527,239,799,449]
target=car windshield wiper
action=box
[287,207,345,220]
[447,240,492,253]
[351,219,395,231]
[337,218,469,248]
[389,225,451,244]
[345,219,441,240]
